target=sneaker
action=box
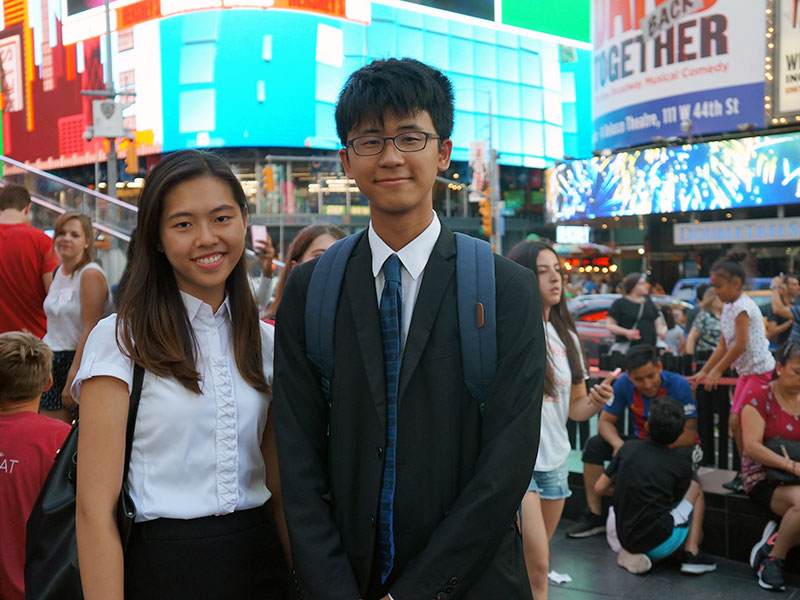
[681,551,717,575]
[722,473,744,492]
[750,520,779,570]
[566,509,606,538]
[617,548,652,574]
[758,556,786,591]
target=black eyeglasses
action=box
[346,131,440,156]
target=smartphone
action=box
[251,225,269,252]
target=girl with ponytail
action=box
[689,250,775,490]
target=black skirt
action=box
[39,350,76,411]
[124,503,290,599]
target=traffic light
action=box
[125,143,137,174]
[262,165,274,191]
[478,196,493,236]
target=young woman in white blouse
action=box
[41,212,112,423]
[73,150,290,599]
[509,240,618,600]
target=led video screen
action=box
[547,131,800,222]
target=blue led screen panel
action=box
[546,131,800,223]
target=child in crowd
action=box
[689,250,775,490]
[596,396,716,576]
[0,332,70,600]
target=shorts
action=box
[526,458,572,500]
[748,479,781,513]
[39,350,76,411]
[731,371,773,415]
[645,499,693,560]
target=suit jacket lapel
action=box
[398,226,456,401]
[345,233,387,430]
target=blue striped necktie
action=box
[377,253,402,583]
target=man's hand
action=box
[254,233,275,278]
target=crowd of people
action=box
[1,56,799,600]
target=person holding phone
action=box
[251,225,276,316]
[508,240,616,600]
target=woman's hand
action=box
[687,370,706,389]
[587,368,621,409]
[62,373,78,410]
[625,328,641,341]
[703,367,723,391]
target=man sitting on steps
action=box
[566,344,700,538]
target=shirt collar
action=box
[368,211,441,280]
[180,290,231,324]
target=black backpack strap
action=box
[305,230,365,405]
[454,232,497,416]
[122,364,144,486]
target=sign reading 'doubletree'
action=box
[592,0,766,151]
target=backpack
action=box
[304,230,496,416]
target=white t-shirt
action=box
[720,294,775,376]
[43,262,112,351]
[535,321,587,471]
[71,292,275,522]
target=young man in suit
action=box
[274,58,544,600]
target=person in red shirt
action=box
[0,184,60,338]
[0,331,70,600]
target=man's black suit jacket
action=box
[274,224,544,600]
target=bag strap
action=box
[632,300,645,330]
[454,232,496,416]
[122,364,144,487]
[305,231,365,405]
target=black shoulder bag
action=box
[24,364,145,600]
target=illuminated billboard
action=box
[592,0,767,151]
[547,131,800,223]
[502,0,590,44]
[2,0,588,170]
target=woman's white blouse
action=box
[43,262,113,351]
[71,292,274,522]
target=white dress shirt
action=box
[368,212,441,353]
[71,292,274,522]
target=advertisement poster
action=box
[777,0,800,116]
[592,0,766,150]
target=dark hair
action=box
[54,212,94,274]
[623,272,643,295]
[0,184,31,211]
[777,341,800,365]
[116,150,269,394]
[648,396,685,445]
[507,240,586,398]
[786,273,800,285]
[662,306,676,330]
[710,249,746,285]
[695,282,710,302]
[335,58,454,145]
[623,343,659,372]
[266,224,347,319]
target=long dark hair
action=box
[265,224,346,319]
[116,150,269,394]
[508,240,586,398]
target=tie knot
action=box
[383,254,402,284]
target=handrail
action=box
[0,153,139,212]
[29,194,132,243]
